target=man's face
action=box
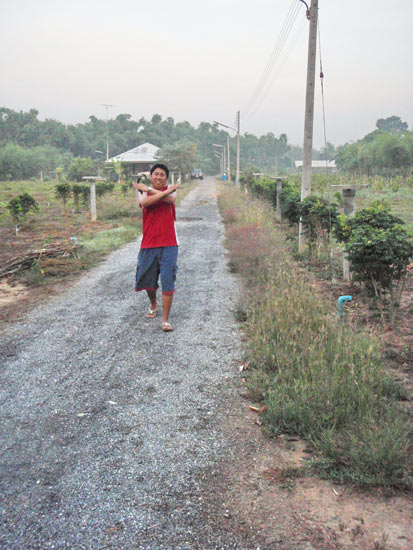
[150,168,168,190]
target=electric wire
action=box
[244,1,300,116]
[244,0,303,117]
[244,0,296,115]
[316,17,334,258]
[247,15,307,119]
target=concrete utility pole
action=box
[299,0,318,251]
[102,104,114,161]
[227,135,231,183]
[235,110,241,187]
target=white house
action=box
[294,160,337,173]
[108,142,160,176]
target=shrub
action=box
[300,195,338,256]
[336,201,413,306]
[280,183,301,225]
[79,184,90,205]
[71,184,83,211]
[96,181,115,197]
[7,192,39,224]
[55,181,72,210]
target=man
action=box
[133,163,179,332]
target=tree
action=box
[157,141,198,177]
[376,116,408,134]
[68,157,95,182]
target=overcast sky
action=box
[1,0,412,147]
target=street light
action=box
[213,144,225,176]
[213,117,240,186]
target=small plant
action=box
[55,181,72,210]
[7,192,39,227]
[280,184,301,225]
[96,181,115,198]
[300,195,338,256]
[79,184,90,205]
[71,184,82,211]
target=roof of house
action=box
[108,142,160,163]
[294,160,336,168]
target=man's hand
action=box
[165,183,180,194]
[133,182,153,193]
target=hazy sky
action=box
[1,0,412,147]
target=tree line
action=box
[0,107,411,180]
[335,116,413,176]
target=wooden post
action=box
[342,188,356,281]
[90,181,97,222]
[275,179,283,221]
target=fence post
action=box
[90,181,97,222]
[275,179,283,221]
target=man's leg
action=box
[146,289,157,318]
[159,246,178,330]
[162,293,173,324]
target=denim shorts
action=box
[135,246,178,295]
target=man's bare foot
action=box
[162,321,173,332]
[146,304,158,318]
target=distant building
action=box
[108,142,160,176]
[294,160,337,173]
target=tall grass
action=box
[219,186,412,490]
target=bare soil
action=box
[218,401,413,550]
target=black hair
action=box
[150,163,169,178]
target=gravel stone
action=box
[0,179,257,549]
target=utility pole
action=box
[102,104,114,161]
[299,0,318,252]
[227,135,231,183]
[235,110,240,187]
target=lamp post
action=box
[213,118,239,186]
[213,144,225,176]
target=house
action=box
[294,160,337,173]
[108,142,160,176]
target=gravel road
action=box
[0,179,257,550]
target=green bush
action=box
[7,192,39,224]
[79,184,90,205]
[300,195,338,255]
[55,181,72,209]
[336,201,413,303]
[96,181,115,197]
[280,183,301,225]
[71,184,83,211]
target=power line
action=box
[244,0,303,117]
[247,15,307,119]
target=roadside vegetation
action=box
[219,184,412,491]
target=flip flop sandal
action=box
[162,322,173,332]
[146,306,158,318]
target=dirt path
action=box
[0,179,411,549]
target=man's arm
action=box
[134,183,179,207]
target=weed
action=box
[218,186,413,490]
